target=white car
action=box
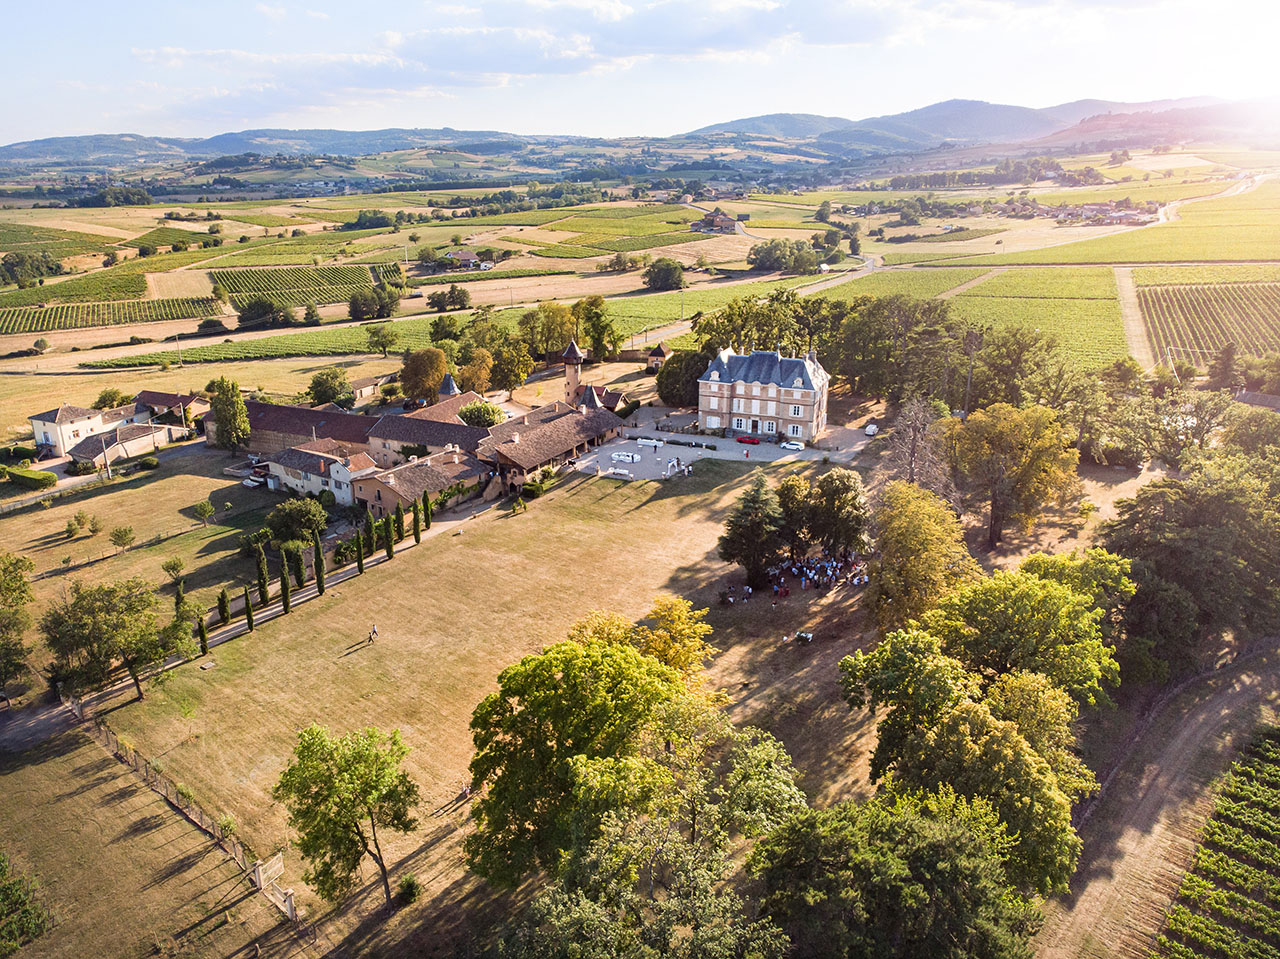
[864,424,880,437]
[611,451,640,464]
[779,440,804,451]
[241,476,266,488]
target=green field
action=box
[219,211,315,228]
[409,268,574,286]
[960,267,1118,299]
[123,227,215,249]
[0,222,115,258]
[0,298,222,334]
[914,228,1006,243]
[830,267,992,300]
[552,213,697,236]
[210,265,374,307]
[0,270,148,307]
[529,244,605,259]
[1151,727,1280,959]
[1134,265,1280,286]
[880,250,985,266]
[949,295,1127,367]
[577,232,712,253]
[1139,282,1280,366]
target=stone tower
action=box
[562,339,585,404]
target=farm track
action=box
[938,267,1004,299]
[1114,267,1155,369]
[1037,649,1280,959]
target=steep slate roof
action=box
[648,342,671,358]
[562,340,585,363]
[439,373,460,397]
[370,449,490,501]
[367,413,489,451]
[67,423,167,461]
[698,349,827,392]
[30,404,98,425]
[484,406,621,471]
[237,400,377,445]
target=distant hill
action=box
[688,114,855,138]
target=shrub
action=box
[317,489,336,508]
[398,874,422,903]
[8,468,57,491]
[265,498,327,544]
[67,460,97,476]
[239,526,272,555]
[136,455,160,470]
[614,399,641,420]
[5,445,36,461]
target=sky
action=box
[3,0,1275,144]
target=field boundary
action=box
[54,688,301,921]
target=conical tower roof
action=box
[580,386,602,410]
[439,373,460,397]
[562,339,585,363]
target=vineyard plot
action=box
[1152,727,1280,959]
[1138,282,1280,366]
[210,266,374,307]
[0,298,222,334]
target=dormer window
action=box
[710,371,720,382]
[792,378,803,389]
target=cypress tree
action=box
[280,563,291,613]
[290,548,305,589]
[244,587,254,631]
[217,587,230,625]
[174,578,185,615]
[412,500,422,544]
[256,544,270,606]
[356,532,365,574]
[198,618,209,656]
[423,492,433,530]
[383,516,394,560]
[363,512,375,555]
[394,502,405,542]
[314,531,325,596]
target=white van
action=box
[637,437,664,449]
[611,451,640,464]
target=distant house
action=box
[444,250,480,268]
[350,372,397,403]
[647,342,671,371]
[30,402,152,458]
[265,438,377,506]
[353,447,495,519]
[692,213,738,234]
[67,423,188,468]
[698,348,830,441]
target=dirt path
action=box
[939,267,1003,299]
[1037,650,1280,959]
[1113,267,1155,370]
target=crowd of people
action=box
[722,550,871,606]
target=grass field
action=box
[949,294,1128,367]
[1140,283,1280,365]
[122,226,213,249]
[1150,726,1280,959]
[0,730,283,959]
[960,266,1118,299]
[915,228,1005,243]
[881,250,985,266]
[1135,265,1280,286]
[408,267,574,286]
[0,222,115,258]
[828,267,991,300]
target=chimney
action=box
[521,415,528,425]
[453,454,460,464]
[512,432,520,444]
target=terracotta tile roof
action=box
[67,423,168,461]
[368,449,490,501]
[351,371,397,391]
[135,390,201,409]
[236,400,377,445]
[406,391,485,424]
[30,404,97,425]
[571,384,625,412]
[368,412,489,451]
[484,406,621,471]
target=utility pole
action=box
[175,332,182,367]
[100,434,112,480]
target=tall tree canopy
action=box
[717,469,784,589]
[209,376,250,452]
[808,468,873,555]
[400,347,448,402]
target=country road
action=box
[1036,646,1280,959]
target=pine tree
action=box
[314,531,325,596]
[217,587,230,625]
[383,516,394,560]
[244,587,255,631]
[198,618,209,656]
[394,502,406,542]
[356,532,365,574]
[363,512,375,555]
[281,564,292,614]
[412,500,422,544]
[717,468,784,589]
[423,493,433,530]
[256,544,270,607]
[290,548,305,589]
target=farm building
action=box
[697,348,829,442]
[479,401,622,492]
[134,390,211,424]
[350,372,397,402]
[30,402,153,458]
[264,438,377,506]
[353,446,496,519]
[67,423,188,468]
[648,342,671,371]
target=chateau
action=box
[697,348,829,442]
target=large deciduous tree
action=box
[209,376,250,453]
[943,403,1079,551]
[0,552,35,704]
[400,347,448,402]
[273,725,419,905]
[808,468,872,555]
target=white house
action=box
[697,349,830,442]
[29,402,153,458]
[265,438,379,506]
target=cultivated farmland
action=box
[0,298,222,334]
[960,266,1119,299]
[1139,283,1280,365]
[1151,727,1280,959]
[949,294,1128,367]
[209,265,373,306]
[831,267,992,300]
[123,226,211,249]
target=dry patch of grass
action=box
[0,729,286,959]
[146,270,216,299]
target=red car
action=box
[736,436,761,445]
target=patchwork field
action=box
[210,265,375,307]
[829,267,992,300]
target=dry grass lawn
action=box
[0,729,289,959]
[84,459,878,955]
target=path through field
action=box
[1037,647,1280,959]
[939,266,1004,299]
[1112,267,1155,369]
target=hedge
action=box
[614,400,641,420]
[8,468,58,490]
[4,445,36,462]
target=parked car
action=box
[864,424,880,436]
[779,440,804,451]
[241,476,266,488]
[736,436,761,445]
[611,451,640,464]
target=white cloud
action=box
[255,3,287,20]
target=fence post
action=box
[284,889,297,922]
[251,860,264,889]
